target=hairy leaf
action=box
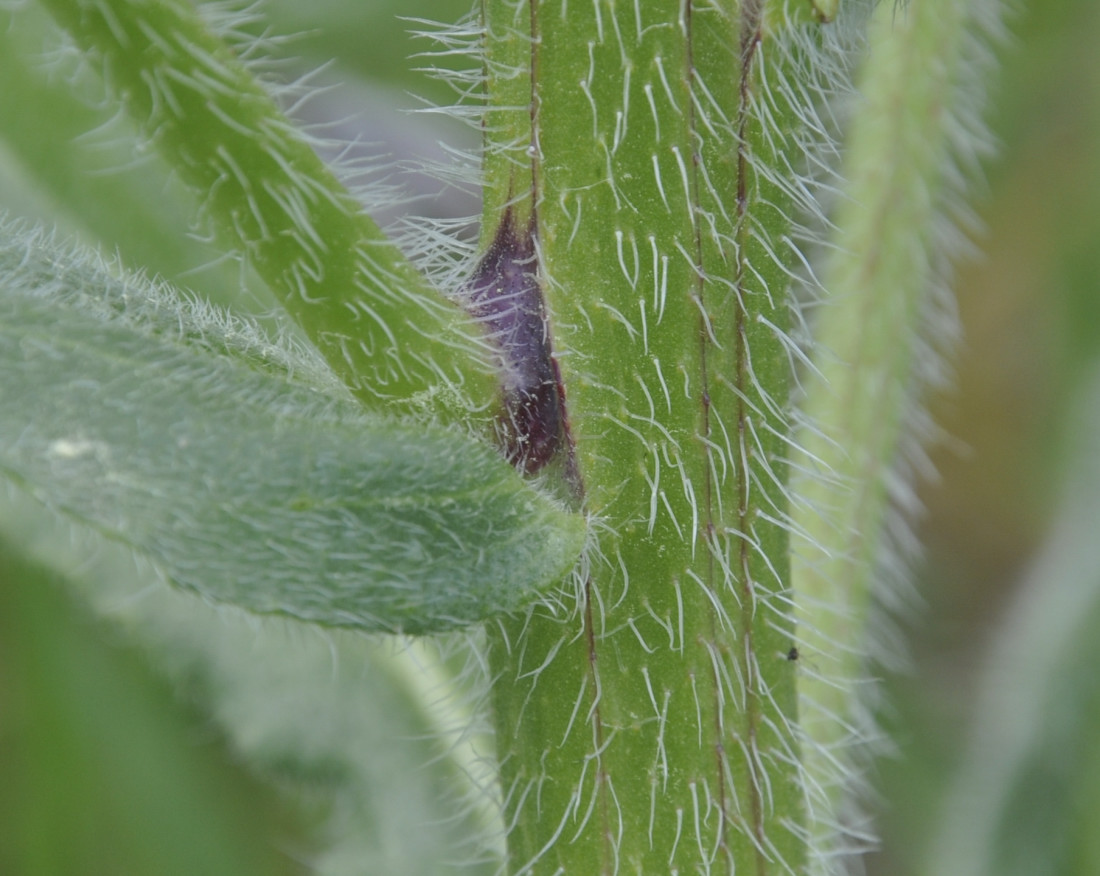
[0,222,585,634]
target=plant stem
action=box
[41,0,495,417]
[483,2,812,871]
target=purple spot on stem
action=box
[463,208,571,477]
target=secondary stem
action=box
[43,0,496,417]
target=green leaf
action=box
[0,221,585,634]
[0,539,306,876]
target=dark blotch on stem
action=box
[464,207,574,481]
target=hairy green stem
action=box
[483,2,813,871]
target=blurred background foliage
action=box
[2,0,1100,874]
[874,0,1100,874]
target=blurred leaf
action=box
[0,220,585,634]
[0,3,260,310]
[260,0,475,97]
[0,539,307,876]
[0,496,501,876]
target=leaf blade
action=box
[0,222,584,634]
